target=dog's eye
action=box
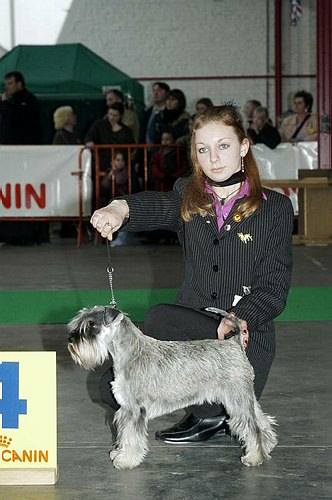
[85,320,99,338]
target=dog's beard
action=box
[68,335,110,370]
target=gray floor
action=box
[0,237,331,499]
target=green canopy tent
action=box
[0,43,145,143]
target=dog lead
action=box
[106,239,118,308]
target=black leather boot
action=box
[155,413,229,443]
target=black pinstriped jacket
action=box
[122,177,293,349]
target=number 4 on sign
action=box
[0,362,27,428]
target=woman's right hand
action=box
[217,314,249,347]
[90,200,129,240]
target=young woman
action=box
[192,97,214,120]
[84,102,134,172]
[85,102,134,149]
[157,88,191,143]
[91,104,293,444]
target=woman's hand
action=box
[90,200,129,240]
[217,314,249,347]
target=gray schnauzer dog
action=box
[68,305,277,470]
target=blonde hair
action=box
[181,104,263,221]
[53,106,74,130]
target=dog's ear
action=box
[103,307,124,327]
[112,311,124,326]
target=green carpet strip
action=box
[0,287,331,324]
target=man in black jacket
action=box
[143,81,170,145]
[0,71,42,144]
[0,72,46,244]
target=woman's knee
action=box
[144,303,218,341]
[144,303,180,338]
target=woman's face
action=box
[196,103,208,115]
[107,109,121,124]
[252,111,266,131]
[293,97,306,114]
[166,95,179,111]
[194,122,249,182]
[67,112,76,126]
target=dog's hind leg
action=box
[240,398,278,466]
[222,390,277,467]
[110,406,149,470]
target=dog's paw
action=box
[111,452,143,470]
[241,454,263,467]
[112,455,139,470]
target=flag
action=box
[291,0,303,26]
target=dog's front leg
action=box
[110,406,149,470]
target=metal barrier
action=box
[90,143,183,245]
[92,143,182,207]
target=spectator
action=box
[85,102,135,170]
[0,71,47,245]
[138,82,170,189]
[52,106,81,145]
[244,99,261,130]
[105,89,140,143]
[101,150,130,198]
[279,90,317,142]
[192,97,214,119]
[151,130,188,191]
[144,81,170,146]
[51,106,81,237]
[0,71,42,144]
[85,102,135,206]
[247,106,281,149]
[157,89,191,143]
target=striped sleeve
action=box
[120,183,184,233]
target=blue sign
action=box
[0,362,27,429]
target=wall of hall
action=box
[58,0,316,121]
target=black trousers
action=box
[99,304,275,418]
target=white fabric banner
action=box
[253,141,318,179]
[253,141,318,214]
[0,146,92,217]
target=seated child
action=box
[101,150,129,199]
[150,131,187,191]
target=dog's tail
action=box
[204,307,244,347]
